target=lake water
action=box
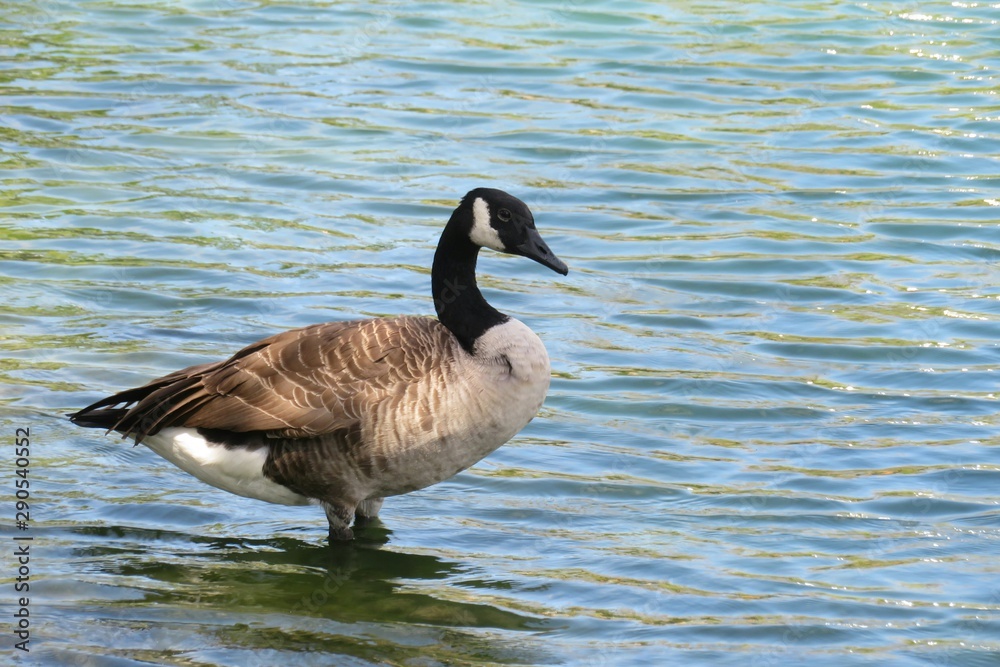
[2,1,999,665]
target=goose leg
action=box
[355,497,384,526]
[322,501,355,542]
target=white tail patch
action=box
[141,428,311,506]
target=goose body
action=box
[69,188,568,541]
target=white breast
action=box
[366,317,551,497]
[471,317,552,393]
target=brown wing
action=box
[71,316,452,442]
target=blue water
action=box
[2,1,1000,665]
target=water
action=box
[2,0,999,664]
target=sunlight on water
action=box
[2,0,1000,665]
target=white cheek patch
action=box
[469,197,504,251]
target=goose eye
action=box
[497,208,512,222]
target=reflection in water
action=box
[51,524,552,666]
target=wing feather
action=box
[69,316,453,442]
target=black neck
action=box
[432,218,508,355]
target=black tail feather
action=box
[67,360,220,443]
[67,407,130,432]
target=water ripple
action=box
[3,0,1000,665]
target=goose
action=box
[69,188,568,541]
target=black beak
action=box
[513,227,569,275]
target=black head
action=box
[460,188,569,275]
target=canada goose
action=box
[69,188,568,541]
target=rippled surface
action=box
[3,1,1000,664]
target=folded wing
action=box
[70,316,448,442]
